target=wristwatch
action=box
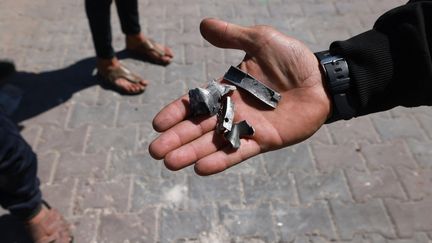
[315,51,356,123]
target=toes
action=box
[161,56,172,64]
[115,78,147,94]
[163,46,174,58]
[154,43,174,61]
[139,79,149,86]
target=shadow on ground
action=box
[4,51,154,124]
[0,58,98,241]
[5,56,98,124]
[0,214,32,242]
[0,52,158,240]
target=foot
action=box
[26,201,73,243]
[126,33,174,65]
[97,57,148,94]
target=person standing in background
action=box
[85,0,174,95]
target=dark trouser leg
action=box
[0,111,42,220]
[115,0,141,35]
[85,0,116,59]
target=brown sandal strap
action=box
[141,38,166,57]
[105,65,141,84]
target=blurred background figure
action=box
[0,60,72,243]
[85,0,174,95]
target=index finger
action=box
[153,94,190,132]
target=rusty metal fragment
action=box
[223,66,281,108]
[224,120,255,149]
[216,96,235,134]
[188,80,236,117]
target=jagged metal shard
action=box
[223,66,281,108]
[189,81,236,117]
[211,80,236,97]
[216,96,235,134]
[224,120,255,149]
[188,88,217,116]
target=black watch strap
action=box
[315,51,356,123]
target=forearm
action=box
[329,0,432,117]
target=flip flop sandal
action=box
[129,39,170,64]
[26,200,73,243]
[98,64,145,95]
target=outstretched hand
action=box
[149,18,331,175]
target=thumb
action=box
[200,18,254,52]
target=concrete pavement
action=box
[1,0,432,242]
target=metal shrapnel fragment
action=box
[223,66,281,108]
[212,80,237,97]
[189,80,236,117]
[216,96,235,134]
[224,120,255,149]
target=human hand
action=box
[149,18,331,175]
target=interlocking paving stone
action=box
[160,206,214,243]
[116,102,161,126]
[67,102,117,129]
[132,174,187,211]
[74,177,131,214]
[54,152,108,182]
[242,174,295,205]
[139,80,186,106]
[17,103,71,127]
[109,150,161,178]
[37,152,57,184]
[360,141,417,170]
[405,139,432,168]
[221,155,265,175]
[188,174,242,204]
[395,167,432,200]
[327,117,380,144]
[273,201,336,242]
[295,170,352,204]
[97,209,157,243]
[165,63,206,85]
[385,197,432,238]
[41,178,75,217]
[19,124,42,148]
[312,143,366,172]
[345,168,406,202]
[185,46,224,65]
[372,116,427,141]
[69,211,98,243]
[219,203,276,242]
[385,232,430,243]
[263,143,315,174]
[331,199,396,240]
[85,126,138,154]
[37,125,87,153]
[268,3,304,17]
[1,0,431,242]
[416,114,432,139]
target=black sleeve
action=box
[329,0,432,116]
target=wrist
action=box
[317,61,333,122]
[315,51,357,123]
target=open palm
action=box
[149,18,331,175]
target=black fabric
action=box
[329,0,432,117]
[115,0,141,35]
[85,0,141,59]
[0,111,42,220]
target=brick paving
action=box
[1,0,431,242]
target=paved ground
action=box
[1,0,432,242]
